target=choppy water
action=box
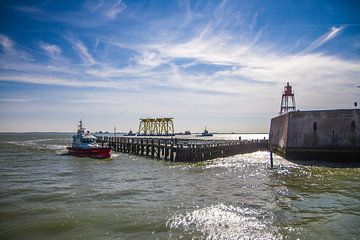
[0,133,359,240]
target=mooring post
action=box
[132,138,135,153]
[119,137,122,152]
[170,141,174,162]
[122,137,125,152]
[151,138,154,158]
[269,133,273,169]
[164,139,168,160]
[145,138,149,156]
[157,139,161,159]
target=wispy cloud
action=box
[1,1,360,132]
[105,0,126,19]
[12,0,127,28]
[99,18,359,102]
[39,41,62,60]
[67,38,96,65]
[1,16,359,98]
[0,74,110,89]
[12,5,43,14]
[0,34,14,51]
[0,33,32,61]
[132,51,168,67]
[302,26,344,53]
[0,97,36,103]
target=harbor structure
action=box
[138,117,175,136]
[96,136,268,162]
[280,82,296,114]
[269,83,360,161]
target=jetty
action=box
[269,83,360,161]
[96,136,268,162]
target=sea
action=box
[0,133,359,240]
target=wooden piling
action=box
[96,136,269,162]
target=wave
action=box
[167,203,279,240]
[6,138,69,152]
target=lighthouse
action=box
[280,82,296,114]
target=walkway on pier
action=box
[96,136,269,162]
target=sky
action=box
[0,0,360,133]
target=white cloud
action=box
[105,0,126,19]
[0,74,118,89]
[68,38,96,65]
[2,22,359,104]
[39,41,62,59]
[1,1,360,132]
[132,51,168,67]
[13,1,125,28]
[302,26,344,53]
[323,26,343,42]
[0,34,32,61]
[87,0,104,12]
[0,34,14,51]
[0,97,36,103]
[12,6,43,14]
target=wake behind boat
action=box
[67,120,112,158]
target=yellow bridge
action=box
[138,118,175,136]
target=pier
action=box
[96,136,268,162]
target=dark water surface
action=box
[0,133,359,240]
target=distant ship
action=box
[176,130,191,135]
[67,120,112,158]
[197,126,213,137]
[124,129,136,136]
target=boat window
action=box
[351,121,356,132]
[313,122,317,131]
[82,138,93,143]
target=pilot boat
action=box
[67,120,112,158]
[197,126,213,137]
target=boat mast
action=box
[78,120,84,133]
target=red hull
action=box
[67,147,112,159]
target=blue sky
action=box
[0,0,359,132]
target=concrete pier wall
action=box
[269,109,360,161]
[269,113,289,150]
[287,109,360,148]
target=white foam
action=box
[7,138,68,151]
[167,203,279,240]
